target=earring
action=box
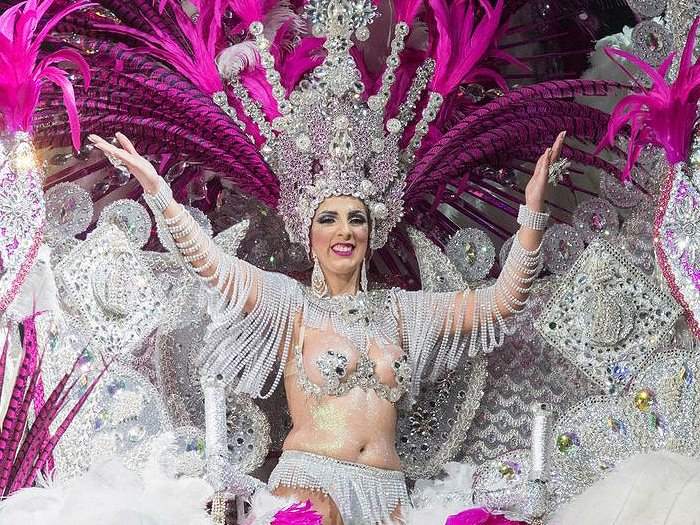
[311,253,328,298]
[361,259,368,292]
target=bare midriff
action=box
[272,322,404,524]
[282,372,401,469]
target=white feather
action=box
[0,459,213,525]
[263,0,305,47]
[550,451,700,525]
[577,26,635,114]
[405,462,479,525]
[241,489,301,525]
[217,41,260,78]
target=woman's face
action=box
[310,195,369,278]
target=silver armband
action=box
[143,177,173,214]
[517,204,549,231]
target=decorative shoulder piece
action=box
[53,222,166,355]
[517,204,549,231]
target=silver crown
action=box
[217,0,443,252]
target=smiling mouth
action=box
[331,243,354,256]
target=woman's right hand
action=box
[88,133,162,195]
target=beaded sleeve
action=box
[146,184,301,399]
[395,230,540,396]
[467,230,541,356]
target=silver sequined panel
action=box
[397,228,486,477]
[54,223,167,355]
[397,357,487,479]
[548,349,700,513]
[535,238,681,389]
[463,278,598,464]
[472,350,700,518]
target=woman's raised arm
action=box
[88,132,254,310]
[88,133,300,398]
[457,130,567,351]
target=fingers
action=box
[534,130,566,182]
[533,147,551,181]
[88,134,135,167]
[93,142,132,165]
[115,132,138,156]
[550,130,566,162]
[88,134,121,155]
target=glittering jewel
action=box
[446,227,495,282]
[535,238,681,389]
[316,350,349,389]
[556,432,578,453]
[654,162,700,338]
[633,388,655,412]
[607,417,626,435]
[96,199,152,248]
[572,198,619,242]
[311,254,328,298]
[631,19,674,66]
[0,132,45,313]
[498,460,520,480]
[44,182,93,239]
[542,224,584,275]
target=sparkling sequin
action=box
[535,238,681,389]
[44,182,94,239]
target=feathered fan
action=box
[35,0,620,284]
[0,316,106,496]
[0,0,92,149]
[598,17,700,180]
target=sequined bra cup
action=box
[292,289,412,403]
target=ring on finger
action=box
[105,152,124,169]
[548,157,570,185]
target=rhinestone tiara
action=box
[216,0,443,252]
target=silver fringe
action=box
[269,450,409,525]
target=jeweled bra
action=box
[292,288,412,403]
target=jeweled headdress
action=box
[218,0,445,251]
[45,0,621,276]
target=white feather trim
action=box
[405,462,479,525]
[577,26,634,114]
[242,488,301,525]
[217,41,260,78]
[0,459,213,525]
[550,451,700,525]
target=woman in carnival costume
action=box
[0,0,621,521]
[86,2,568,523]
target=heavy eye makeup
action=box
[316,210,368,225]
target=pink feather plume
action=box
[446,507,526,525]
[426,0,509,95]
[271,500,323,524]
[98,0,225,95]
[0,0,93,150]
[598,17,700,180]
[227,0,278,29]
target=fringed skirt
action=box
[268,450,410,524]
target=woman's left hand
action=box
[524,130,566,213]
